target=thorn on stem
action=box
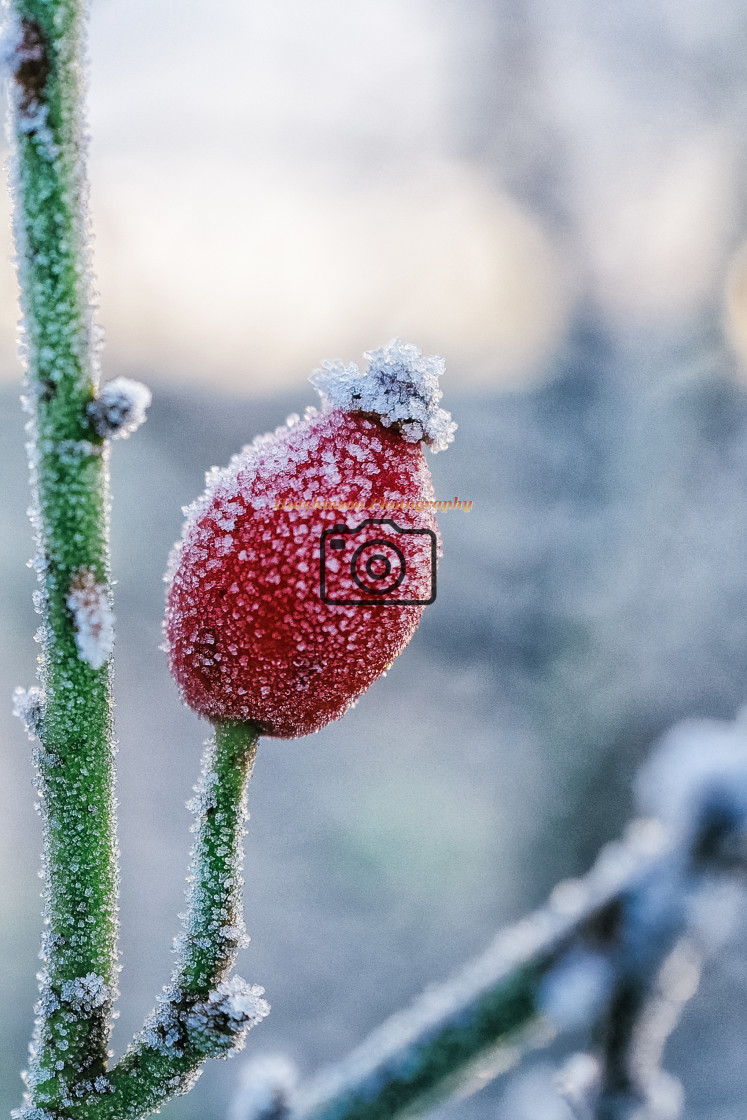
[87,377,152,440]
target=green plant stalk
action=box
[176,720,260,994]
[284,823,673,1120]
[9,0,118,1107]
[294,960,551,1120]
[74,720,261,1120]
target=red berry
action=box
[164,341,455,739]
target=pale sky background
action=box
[0,0,745,394]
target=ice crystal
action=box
[66,568,114,670]
[7,18,58,159]
[13,684,45,739]
[0,10,22,73]
[309,339,456,452]
[139,991,186,1057]
[10,1108,56,1120]
[87,377,152,440]
[185,978,269,1057]
[60,973,110,1015]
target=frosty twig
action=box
[73,720,268,1120]
[281,823,671,1120]
[233,716,747,1120]
[8,0,119,1106]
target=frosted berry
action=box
[164,340,456,739]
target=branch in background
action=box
[231,714,747,1120]
[559,716,747,1120]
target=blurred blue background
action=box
[3,1,747,1117]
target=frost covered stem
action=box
[284,824,672,1120]
[177,719,259,994]
[74,721,262,1120]
[8,0,118,1107]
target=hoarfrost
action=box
[538,948,613,1031]
[60,973,111,1015]
[293,821,669,1119]
[164,397,440,736]
[13,685,45,738]
[497,1065,574,1120]
[635,713,747,853]
[87,377,152,439]
[230,1054,298,1120]
[0,11,22,73]
[309,339,456,452]
[140,991,185,1057]
[10,1108,56,1120]
[7,19,58,159]
[555,1053,602,1120]
[66,568,114,669]
[186,977,269,1057]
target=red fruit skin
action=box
[165,410,439,738]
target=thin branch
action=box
[243,742,747,1120]
[8,0,118,1107]
[283,822,673,1120]
[74,720,268,1120]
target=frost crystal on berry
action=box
[165,343,454,737]
[309,339,456,452]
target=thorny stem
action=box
[7,0,117,1107]
[73,720,262,1120]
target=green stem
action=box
[176,719,260,995]
[285,823,672,1120]
[75,720,263,1120]
[9,0,118,1108]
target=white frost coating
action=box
[290,724,747,1120]
[139,987,185,1056]
[309,339,457,452]
[230,1055,298,1120]
[635,713,747,850]
[200,976,269,1026]
[87,376,152,439]
[66,568,114,670]
[186,977,270,1056]
[555,1052,602,1120]
[0,9,22,73]
[10,1109,56,1120]
[497,1065,574,1120]
[538,948,613,1031]
[293,820,671,1118]
[12,685,45,739]
[60,973,111,1015]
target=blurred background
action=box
[3,0,747,1117]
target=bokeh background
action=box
[3,0,747,1117]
